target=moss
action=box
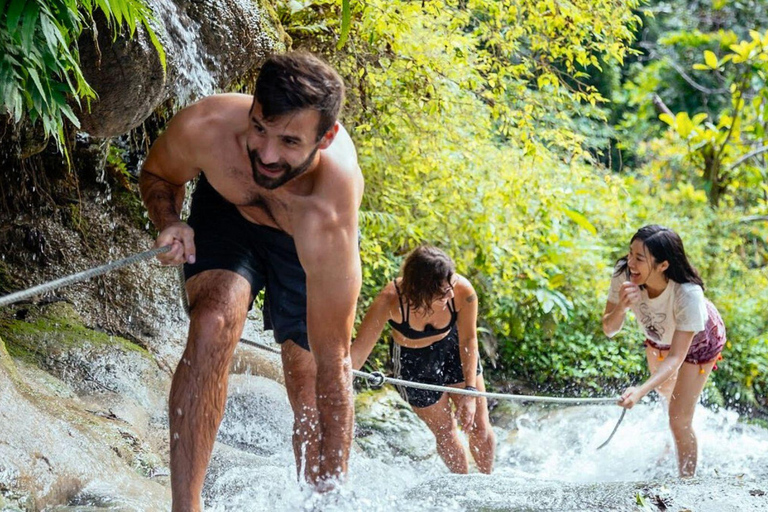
[65,203,89,235]
[114,186,150,232]
[0,302,148,369]
[745,417,768,430]
[254,0,291,50]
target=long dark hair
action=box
[614,225,705,289]
[400,245,455,313]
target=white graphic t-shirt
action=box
[607,271,707,347]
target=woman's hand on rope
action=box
[617,386,641,409]
[155,222,196,265]
[456,393,477,430]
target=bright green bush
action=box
[276,0,768,413]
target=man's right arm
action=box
[139,107,203,265]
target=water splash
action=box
[495,402,768,482]
[202,389,768,511]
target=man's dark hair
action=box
[614,224,705,289]
[255,52,345,140]
[400,245,456,314]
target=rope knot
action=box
[368,371,385,389]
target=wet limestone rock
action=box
[0,301,167,409]
[0,335,170,510]
[354,387,436,463]
[216,374,293,457]
[77,0,288,137]
[407,473,767,512]
[0,198,188,370]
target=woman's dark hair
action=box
[255,51,345,141]
[400,245,455,313]
[614,224,705,289]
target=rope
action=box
[236,337,618,405]
[237,336,626,447]
[0,247,625,444]
[0,246,172,308]
[596,409,626,450]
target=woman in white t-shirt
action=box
[602,225,726,477]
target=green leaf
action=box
[27,66,49,105]
[20,0,40,53]
[336,0,351,50]
[59,102,81,128]
[659,113,675,126]
[562,208,597,235]
[692,113,708,125]
[6,0,29,35]
[675,111,693,139]
[704,50,718,69]
[143,19,166,72]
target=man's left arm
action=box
[294,200,362,487]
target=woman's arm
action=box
[455,277,479,389]
[602,281,640,337]
[454,276,480,430]
[350,285,394,370]
[618,329,695,408]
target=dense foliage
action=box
[278,0,768,413]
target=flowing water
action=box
[199,376,768,512]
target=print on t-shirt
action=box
[638,303,666,343]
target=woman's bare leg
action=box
[448,376,495,474]
[413,393,469,473]
[668,360,715,477]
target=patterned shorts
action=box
[645,300,726,365]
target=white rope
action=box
[236,337,619,405]
[0,246,172,307]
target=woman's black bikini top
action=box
[388,280,458,340]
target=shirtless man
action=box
[139,52,363,510]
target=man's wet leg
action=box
[170,270,251,511]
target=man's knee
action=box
[191,307,241,337]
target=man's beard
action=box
[249,145,320,190]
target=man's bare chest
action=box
[204,170,295,233]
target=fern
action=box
[0,0,165,153]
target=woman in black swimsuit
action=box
[351,245,495,474]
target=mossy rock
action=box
[0,302,165,407]
[354,387,436,462]
[0,301,147,364]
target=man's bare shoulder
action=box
[169,93,252,144]
[318,125,363,190]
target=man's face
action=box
[246,101,324,190]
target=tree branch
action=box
[652,94,673,117]
[664,57,730,95]
[729,144,768,170]
[739,215,768,223]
